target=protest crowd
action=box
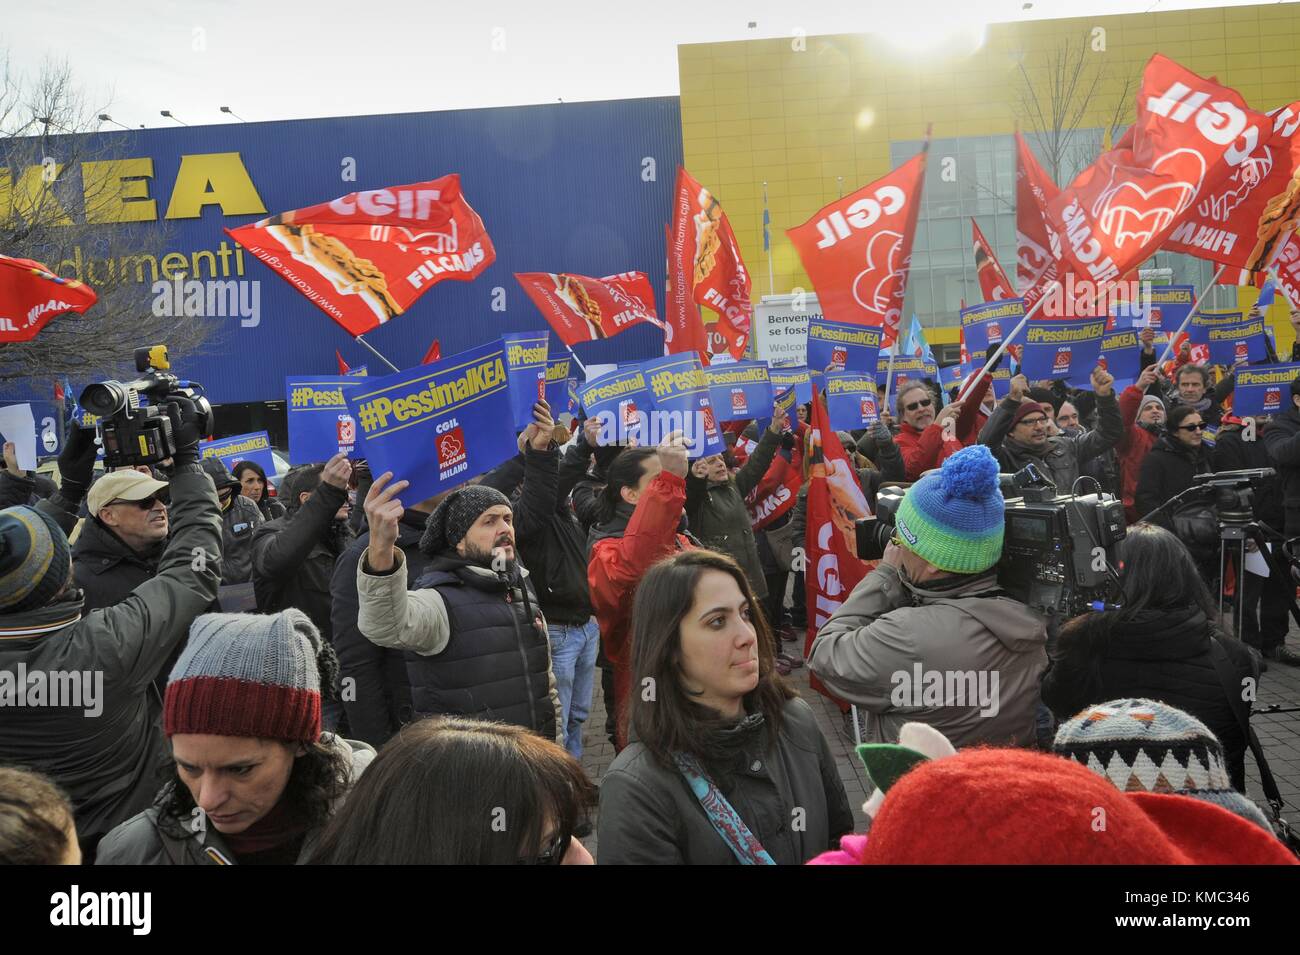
[3,48,1300,869]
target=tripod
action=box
[1216,516,1300,643]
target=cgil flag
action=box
[0,254,98,343]
[972,219,1016,303]
[667,167,753,362]
[1014,132,1061,309]
[787,148,928,348]
[226,174,495,337]
[514,271,662,348]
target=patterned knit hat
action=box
[0,506,72,614]
[1052,698,1273,832]
[164,609,325,742]
[420,484,511,556]
[893,444,1004,574]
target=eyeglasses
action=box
[1176,421,1207,432]
[1017,416,1048,427]
[109,494,167,510]
[902,397,933,412]
[518,828,572,866]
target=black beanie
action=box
[0,506,73,613]
[420,485,511,556]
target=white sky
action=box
[2,0,1281,129]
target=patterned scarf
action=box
[673,751,774,865]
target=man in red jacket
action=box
[893,375,992,481]
[1117,364,1164,523]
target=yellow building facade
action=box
[677,2,1299,349]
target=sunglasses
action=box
[902,397,933,412]
[518,828,572,866]
[109,494,167,510]
[1176,421,1207,432]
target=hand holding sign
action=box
[528,400,554,452]
[1009,374,1030,402]
[321,452,354,491]
[658,430,689,478]
[2,441,24,476]
[582,415,603,448]
[768,402,788,434]
[1091,365,1115,397]
[364,472,409,573]
[1137,364,1160,391]
[1140,326,1156,350]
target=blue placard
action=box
[579,364,656,445]
[960,299,1025,357]
[640,353,725,458]
[1200,314,1267,365]
[502,331,550,430]
[824,372,880,430]
[285,375,372,464]
[200,431,277,475]
[1067,329,1141,388]
[806,317,882,373]
[1189,311,1243,346]
[1020,317,1107,381]
[768,367,814,407]
[1233,364,1300,417]
[704,361,774,423]
[344,340,519,505]
[544,352,574,417]
[1146,285,1196,332]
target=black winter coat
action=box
[596,698,854,864]
[217,494,264,584]
[981,392,1124,491]
[1041,607,1258,791]
[1264,407,1300,535]
[1134,435,1214,526]
[329,513,427,748]
[251,481,353,642]
[0,465,222,850]
[513,445,594,625]
[72,518,164,613]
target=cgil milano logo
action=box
[49,886,151,935]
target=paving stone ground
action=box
[576,619,1300,860]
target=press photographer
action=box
[808,445,1049,748]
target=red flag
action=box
[1045,55,1271,292]
[787,150,928,347]
[513,271,662,348]
[971,219,1016,302]
[1272,233,1300,307]
[335,349,350,375]
[1163,100,1300,275]
[421,339,442,365]
[226,174,494,337]
[1014,132,1060,309]
[53,379,64,403]
[0,254,97,342]
[667,168,752,361]
[803,389,873,701]
[744,440,804,531]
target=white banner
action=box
[753,293,821,367]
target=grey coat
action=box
[596,697,853,865]
[979,391,1123,491]
[809,563,1048,748]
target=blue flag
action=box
[1255,276,1278,310]
[345,340,519,505]
[285,375,371,464]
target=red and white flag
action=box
[226,174,494,337]
[1163,99,1300,276]
[421,338,442,365]
[514,271,662,348]
[1045,55,1272,291]
[787,149,928,348]
[667,168,752,361]
[0,254,97,342]
[803,390,873,702]
[972,219,1016,303]
[1014,132,1060,309]
[745,441,804,531]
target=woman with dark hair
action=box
[233,459,286,522]
[96,610,374,865]
[588,433,696,750]
[1041,523,1258,791]
[597,550,853,864]
[307,717,595,864]
[0,767,81,864]
[1134,404,1213,525]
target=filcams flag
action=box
[514,271,662,348]
[1162,100,1300,275]
[226,174,494,337]
[972,219,1016,303]
[1044,55,1271,294]
[1014,132,1060,307]
[667,167,753,361]
[787,149,928,348]
[0,254,97,342]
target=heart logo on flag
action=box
[1092,148,1207,249]
[1197,145,1275,222]
[852,230,904,317]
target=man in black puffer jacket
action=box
[354,456,562,741]
[199,458,263,584]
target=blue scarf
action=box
[673,751,775,865]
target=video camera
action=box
[855,464,1127,617]
[1192,468,1274,525]
[79,345,213,469]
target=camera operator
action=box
[979,367,1122,491]
[808,445,1048,748]
[0,410,222,863]
[71,469,172,612]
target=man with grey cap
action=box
[73,468,173,612]
[357,471,562,741]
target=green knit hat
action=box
[893,445,1004,574]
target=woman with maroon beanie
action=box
[96,609,374,865]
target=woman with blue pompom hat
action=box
[808,444,1049,748]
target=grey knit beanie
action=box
[420,484,511,556]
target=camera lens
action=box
[80,381,129,417]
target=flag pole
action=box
[763,180,774,297]
[353,334,401,373]
[1154,263,1228,368]
[957,282,1058,403]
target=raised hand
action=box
[363,472,409,572]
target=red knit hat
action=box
[860,748,1297,865]
[1009,401,1048,429]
